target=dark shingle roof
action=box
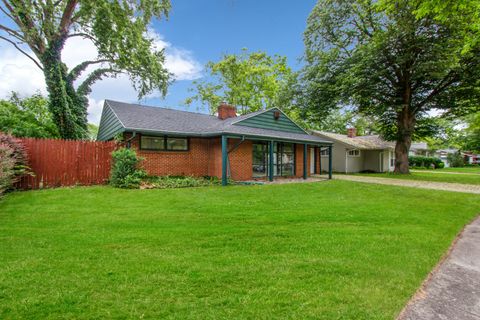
[100,100,331,144]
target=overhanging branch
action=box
[0,35,43,70]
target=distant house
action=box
[409,142,432,157]
[463,152,480,165]
[311,129,395,173]
[97,100,333,185]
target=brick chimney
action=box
[218,102,237,120]
[347,128,357,138]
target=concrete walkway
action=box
[334,175,480,194]
[398,216,480,320]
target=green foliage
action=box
[447,151,466,167]
[87,123,99,141]
[0,93,59,138]
[185,49,294,115]
[408,156,444,169]
[311,109,379,135]
[110,148,146,188]
[0,144,15,195]
[462,112,480,152]
[0,133,31,193]
[142,175,222,189]
[1,0,172,139]
[302,0,480,173]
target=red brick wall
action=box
[125,133,310,180]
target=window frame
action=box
[320,148,330,157]
[139,134,189,152]
[347,149,361,157]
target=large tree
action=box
[0,0,171,139]
[185,49,294,115]
[302,0,480,173]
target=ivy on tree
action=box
[0,0,172,139]
[301,0,480,173]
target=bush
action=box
[408,156,444,169]
[110,148,146,188]
[0,133,30,179]
[447,152,464,167]
[0,144,15,195]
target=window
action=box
[140,136,165,150]
[140,135,188,151]
[252,142,295,177]
[348,149,360,157]
[390,151,395,166]
[320,148,330,157]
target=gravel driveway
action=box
[335,175,480,194]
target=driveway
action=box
[334,175,480,194]
[397,216,480,320]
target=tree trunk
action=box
[41,47,88,139]
[394,107,415,174]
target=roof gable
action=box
[231,108,307,134]
[97,101,125,140]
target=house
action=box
[463,152,480,165]
[311,129,396,173]
[97,100,333,185]
[409,142,432,157]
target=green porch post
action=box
[269,140,274,182]
[303,143,308,179]
[221,135,228,186]
[328,145,333,179]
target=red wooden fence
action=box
[15,138,117,190]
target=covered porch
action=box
[221,134,333,186]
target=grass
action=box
[1,181,479,319]
[414,167,480,174]
[354,171,480,185]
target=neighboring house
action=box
[463,152,480,165]
[409,142,432,156]
[311,129,395,173]
[97,100,333,185]
[434,148,458,167]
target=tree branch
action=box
[0,35,44,70]
[77,68,120,96]
[67,59,111,82]
[58,0,78,37]
[0,23,25,42]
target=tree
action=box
[302,0,480,173]
[462,113,480,152]
[0,92,59,138]
[0,0,172,139]
[185,49,293,115]
[311,109,379,136]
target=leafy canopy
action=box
[0,93,59,138]
[185,49,294,115]
[302,0,480,172]
[0,0,172,139]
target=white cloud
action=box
[0,29,202,124]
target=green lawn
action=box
[355,171,480,185]
[1,182,479,319]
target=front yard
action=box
[1,181,479,319]
[354,170,480,185]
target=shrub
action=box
[408,156,445,169]
[0,144,15,195]
[447,152,464,167]
[0,133,31,190]
[110,148,146,188]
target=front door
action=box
[310,148,315,174]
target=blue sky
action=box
[150,0,316,107]
[0,0,317,123]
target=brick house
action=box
[97,100,333,185]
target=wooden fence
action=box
[15,138,117,190]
